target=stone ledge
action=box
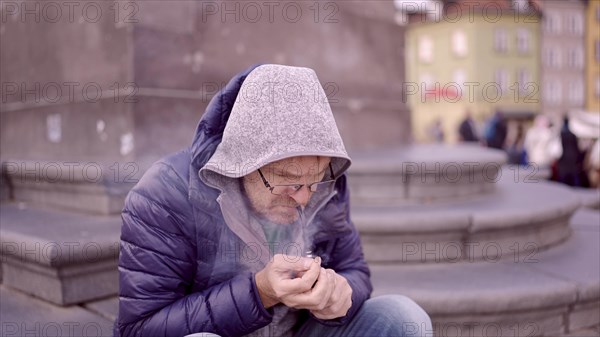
[347,145,507,204]
[0,286,114,336]
[353,180,579,263]
[569,301,600,333]
[369,219,600,336]
[1,160,136,215]
[573,187,600,209]
[371,262,578,315]
[0,204,121,305]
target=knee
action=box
[361,295,432,337]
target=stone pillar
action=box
[0,0,409,213]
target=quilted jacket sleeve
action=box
[117,161,273,337]
[314,175,373,327]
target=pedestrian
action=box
[428,118,445,143]
[557,117,585,187]
[524,115,559,169]
[458,110,479,142]
[484,112,507,150]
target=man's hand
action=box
[255,254,353,320]
[255,254,321,308]
[309,270,353,320]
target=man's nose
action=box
[290,185,311,207]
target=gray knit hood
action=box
[199,64,351,188]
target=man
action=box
[116,64,431,336]
[458,111,478,143]
[485,111,507,150]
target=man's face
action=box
[242,156,331,225]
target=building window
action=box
[543,48,552,67]
[420,73,435,89]
[544,81,562,104]
[517,68,531,94]
[452,30,468,57]
[495,68,509,95]
[494,28,508,53]
[544,47,562,68]
[552,47,562,68]
[517,28,530,54]
[566,48,584,69]
[543,12,561,34]
[568,80,583,105]
[453,69,466,92]
[419,36,434,63]
[566,13,584,35]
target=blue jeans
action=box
[185,295,432,337]
[295,295,432,337]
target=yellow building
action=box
[404,1,541,143]
[586,0,600,112]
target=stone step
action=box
[0,203,121,305]
[1,160,136,215]
[0,285,114,337]
[352,177,581,263]
[347,144,507,205]
[572,187,600,209]
[369,208,600,337]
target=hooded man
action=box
[116,64,431,337]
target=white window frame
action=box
[517,28,530,54]
[495,68,509,96]
[517,68,531,95]
[544,81,562,104]
[494,28,508,53]
[419,36,434,64]
[544,12,561,34]
[567,13,584,35]
[453,69,467,92]
[452,30,468,57]
[551,47,562,68]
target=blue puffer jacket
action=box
[116,65,372,337]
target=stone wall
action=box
[1,1,410,170]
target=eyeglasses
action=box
[257,163,336,196]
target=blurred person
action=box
[507,124,527,165]
[484,111,507,150]
[458,110,479,142]
[586,139,600,188]
[524,115,560,169]
[427,118,444,143]
[115,65,432,337]
[557,117,585,187]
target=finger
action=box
[277,260,321,294]
[295,268,335,310]
[273,254,315,273]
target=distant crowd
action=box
[428,111,600,188]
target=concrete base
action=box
[1,160,134,215]
[353,178,580,263]
[370,208,600,337]
[1,257,117,306]
[0,286,114,337]
[348,144,507,205]
[0,203,121,305]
